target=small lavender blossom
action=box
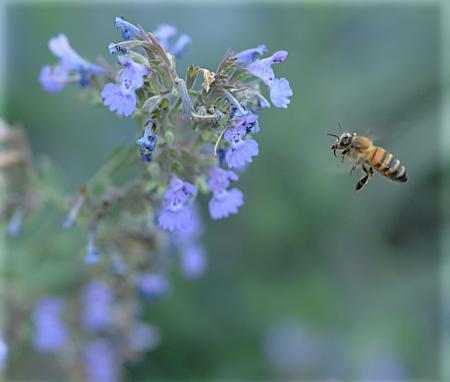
[40,34,104,92]
[235,109,260,134]
[82,281,113,331]
[246,50,288,86]
[101,56,148,117]
[101,83,136,117]
[85,230,101,264]
[0,337,7,371]
[208,167,244,219]
[158,177,197,232]
[128,322,161,352]
[83,340,119,382]
[137,126,157,162]
[180,244,207,278]
[234,44,267,63]
[114,17,142,39]
[224,127,259,168]
[269,78,293,109]
[137,273,170,297]
[32,297,68,352]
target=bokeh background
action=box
[3,2,442,380]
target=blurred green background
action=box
[4,2,440,380]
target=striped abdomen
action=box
[368,147,407,182]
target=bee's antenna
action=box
[327,133,339,138]
[338,120,343,133]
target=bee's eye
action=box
[341,136,350,145]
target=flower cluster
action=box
[30,17,293,381]
[39,17,292,237]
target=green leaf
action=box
[142,95,163,113]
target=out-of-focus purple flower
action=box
[137,273,170,297]
[264,320,323,377]
[114,17,142,40]
[85,230,101,264]
[32,297,68,352]
[270,78,293,109]
[83,340,119,382]
[158,177,197,232]
[360,354,407,381]
[128,322,161,352]
[101,56,148,117]
[153,24,177,50]
[169,34,192,58]
[152,24,192,58]
[180,244,207,278]
[137,125,157,162]
[224,127,259,168]
[40,34,104,92]
[7,209,23,237]
[208,167,243,219]
[39,65,68,93]
[82,281,113,331]
[246,50,288,86]
[0,337,7,371]
[234,44,267,63]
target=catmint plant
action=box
[1,17,292,380]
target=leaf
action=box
[186,64,200,89]
[142,95,163,113]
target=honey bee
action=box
[329,123,407,192]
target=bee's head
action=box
[328,132,353,157]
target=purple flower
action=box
[82,281,113,331]
[169,34,192,58]
[85,230,101,264]
[152,24,192,58]
[32,297,68,352]
[128,322,161,352]
[83,340,119,382]
[137,125,157,161]
[270,78,293,109]
[234,44,268,63]
[224,127,259,168]
[246,50,288,86]
[0,337,7,371]
[137,273,170,297]
[180,244,207,278]
[101,56,148,117]
[114,17,142,40]
[39,65,68,93]
[48,34,86,70]
[208,167,244,219]
[235,109,260,134]
[153,24,177,50]
[101,83,136,117]
[40,34,104,92]
[158,177,197,232]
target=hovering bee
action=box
[329,123,407,192]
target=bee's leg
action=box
[340,148,350,163]
[355,165,373,192]
[349,158,362,176]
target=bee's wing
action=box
[355,119,412,145]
